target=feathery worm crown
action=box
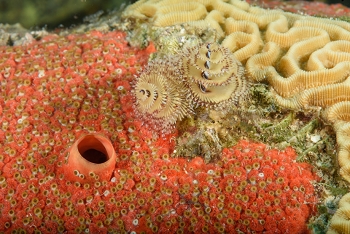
[133,42,249,133]
[134,57,192,133]
[183,43,247,108]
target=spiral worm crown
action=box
[133,43,249,133]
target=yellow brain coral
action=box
[328,193,350,233]
[124,0,350,181]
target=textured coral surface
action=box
[0,30,319,232]
[247,0,350,17]
[122,3,350,229]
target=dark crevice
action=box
[81,149,108,164]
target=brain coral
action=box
[123,0,350,183]
[328,192,350,233]
[0,27,319,232]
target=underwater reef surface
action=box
[0,29,318,233]
[1,0,350,233]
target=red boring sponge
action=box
[0,30,318,233]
